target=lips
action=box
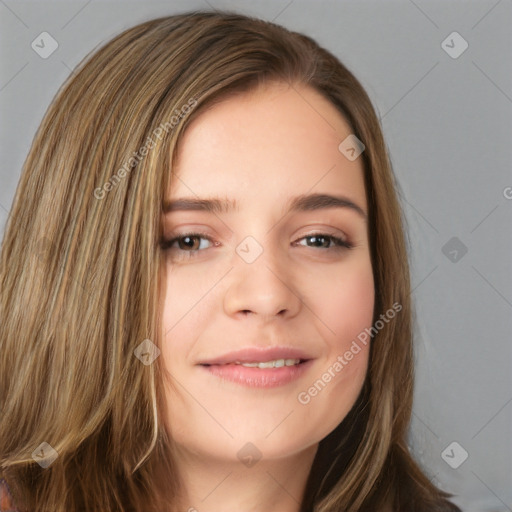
[197,346,314,366]
[201,359,313,388]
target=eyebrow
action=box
[162,193,367,220]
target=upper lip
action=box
[197,347,314,365]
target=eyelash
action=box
[160,231,353,258]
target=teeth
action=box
[234,358,301,369]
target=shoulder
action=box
[0,479,18,512]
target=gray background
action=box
[1,1,511,510]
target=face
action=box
[159,81,374,464]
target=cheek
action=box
[300,256,374,408]
[160,266,216,360]
[296,261,373,437]
[309,256,375,345]
[161,266,204,328]
[160,273,198,384]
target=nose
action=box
[223,238,302,322]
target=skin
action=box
[159,81,375,512]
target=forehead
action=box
[169,81,366,210]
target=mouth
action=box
[201,358,306,369]
[197,346,313,366]
[198,358,314,389]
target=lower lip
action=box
[199,360,314,388]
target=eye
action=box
[160,232,214,255]
[160,231,354,260]
[295,233,353,251]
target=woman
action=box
[0,10,461,512]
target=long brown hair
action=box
[0,11,460,511]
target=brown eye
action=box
[296,233,352,250]
[176,235,201,251]
[160,233,214,253]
